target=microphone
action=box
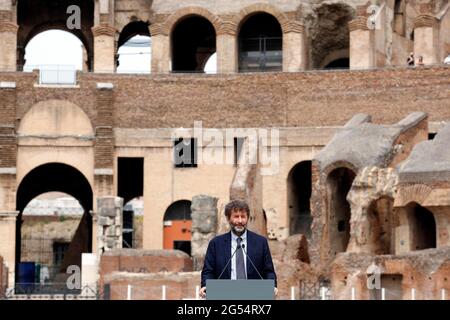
[217,242,241,280]
[241,244,264,280]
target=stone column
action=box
[96,197,123,255]
[216,19,238,74]
[150,23,171,74]
[0,14,18,72]
[282,21,306,72]
[349,17,375,69]
[92,24,116,73]
[191,195,218,270]
[0,211,19,288]
[413,14,439,65]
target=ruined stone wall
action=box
[330,249,450,300]
[99,249,194,299]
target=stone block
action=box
[100,249,193,275]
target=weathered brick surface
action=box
[99,249,194,291]
[100,250,193,274]
[0,67,449,129]
[103,272,200,300]
[1,67,449,167]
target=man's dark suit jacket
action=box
[201,230,277,288]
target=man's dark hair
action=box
[224,200,250,218]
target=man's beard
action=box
[231,224,246,235]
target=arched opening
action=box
[324,58,349,69]
[16,163,93,292]
[287,161,312,237]
[238,12,282,72]
[17,0,94,72]
[20,192,84,288]
[309,3,354,69]
[327,167,356,257]
[171,16,216,73]
[367,197,395,255]
[405,202,436,251]
[23,30,87,84]
[163,200,192,256]
[117,21,151,74]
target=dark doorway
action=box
[327,167,356,257]
[238,13,282,72]
[171,16,216,72]
[287,161,312,237]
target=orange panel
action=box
[163,220,192,249]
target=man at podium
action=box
[199,200,277,298]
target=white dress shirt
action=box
[230,230,247,280]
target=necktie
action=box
[236,237,246,279]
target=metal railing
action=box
[1,281,448,300]
[1,284,103,300]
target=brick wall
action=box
[1,67,450,166]
[99,249,193,289]
[0,85,17,167]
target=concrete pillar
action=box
[96,196,123,255]
[216,19,238,74]
[0,211,18,288]
[282,22,306,72]
[92,24,116,73]
[413,15,439,65]
[81,253,99,296]
[0,20,18,71]
[150,24,171,74]
[349,17,375,70]
[191,195,218,270]
[216,34,237,74]
[143,149,172,249]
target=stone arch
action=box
[287,161,312,237]
[235,4,291,34]
[117,20,151,49]
[394,184,433,208]
[163,7,220,35]
[322,160,358,178]
[17,0,95,70]
[307,2,355,69]
[116,20,152,72]
[319,48,350,69]
[18,99,94,138]
[15,162,94,286]
[169,11,217,72]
